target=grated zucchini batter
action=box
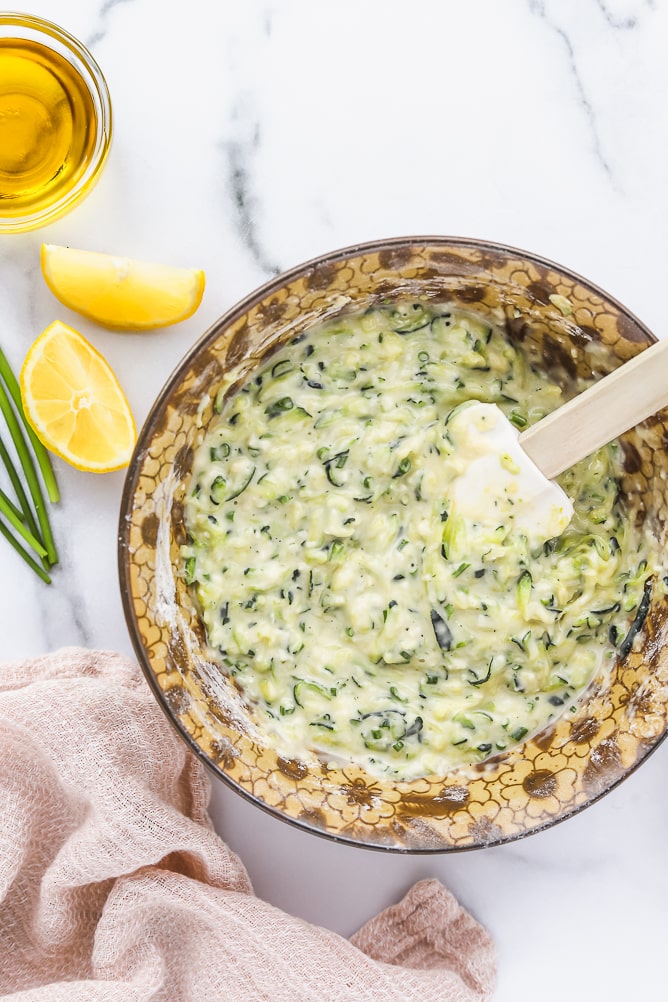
[182,303,659,779]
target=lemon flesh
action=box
[41,244,205,331]
[20,320,136,472]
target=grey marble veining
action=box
[1,2,668,998]
[222,117,282,277]
[86,0,138,49]
[595,0,653,29]
[38,571,92,651]
[218,8,284,278]
[530,0,615,183]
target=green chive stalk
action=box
[0,377,57,566]
[0,517,51,584]
[0,484,27,524]
[0,488,47,558]
[0,433,41,541]
[0,346,59,504]
[0,484,24,522]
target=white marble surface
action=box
[2,1,667,997]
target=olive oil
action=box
[0,36,98,221]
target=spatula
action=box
[447,336,668,546]
[520,335,668,479]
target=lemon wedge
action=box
[40,244,205,330]
[20,321,136,473]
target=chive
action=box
[511,631,531,652]
[0,489,47,558]
[591,602,621,615]
[210,475,227,504]
[0,346,59,504]
[0,380,57,565]
[468,660,493,686]
[392,457,411,478]
[210,442,230,461]
[430,609,452,650]
[0,485,24,523]
[405,716,423,738]
[0,434,40,541]
[227,466,256,501]
[309,718,335,730]
[265,396,294,418]
[389,685,407,702]
[0,516,51,583]
[271,358,292,378]
[0,364,58,571]
[453,561,470,578]
[293,679,332,707]
[323,450,349,487]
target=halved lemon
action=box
[41,244,205,330]
[20,321,136,473]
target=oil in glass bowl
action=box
[0,14,112,232]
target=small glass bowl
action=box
[0,12,112,233]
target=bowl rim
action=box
[118,234,664,853]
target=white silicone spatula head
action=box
[449,336,668,546]
[447,402,574,549]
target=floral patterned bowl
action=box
[118,237,668,851]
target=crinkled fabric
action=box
[0,648,496,1001]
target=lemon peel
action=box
[20,320,136,472]
[41,244,205,330]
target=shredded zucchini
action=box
[183,303,663,779]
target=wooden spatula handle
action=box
[519,337,668,480]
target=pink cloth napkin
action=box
[0,648,496,1000]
